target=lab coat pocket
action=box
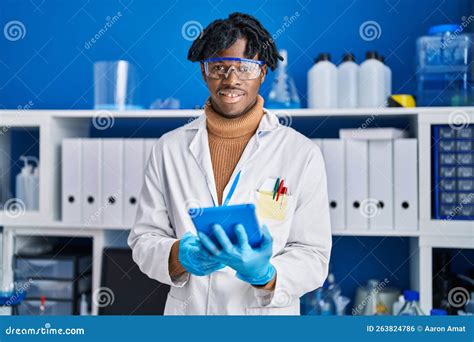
[163,293,189,315]
[254,190,292,222]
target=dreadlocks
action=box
[187,12,283,71]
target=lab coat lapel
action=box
[187,115,219,206]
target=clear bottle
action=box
[398,290,425,315]
[307,53,338,108]
[266,49,301,109]
[392,294,405,315]
[416,24,473,106]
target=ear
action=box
[260,64,267,84]
[200,63,208,83]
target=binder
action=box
[345,140,369,230]
[368,140,394,230]
[394,139,418,230]
[123,139,145,227]
[62,139,82,223]
[322,139,346,231]
[102,139,124,226]
[81,139,102,225]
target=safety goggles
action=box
[202,57,265,80]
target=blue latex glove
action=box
[198,223,276,285]
[178,232,225,276]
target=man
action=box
[128,12,331,315]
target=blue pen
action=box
[222,170,241,206]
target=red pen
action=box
[280,187,288,209]
[275,179,285,201]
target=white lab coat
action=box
[128,109,332,315]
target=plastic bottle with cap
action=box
[398,290,425,315]
[377,55,392,102]
[392,294,405,315]
[358,51,387,107]
[307,53,338,108]
[266,49,301,109]
[15,156,37,211]
[430,308,447,315]
[337,53,359,108]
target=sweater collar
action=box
[204,95,265,139]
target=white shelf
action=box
[332,229,419,237]
[1,105,473,317]
[1,106,472,119]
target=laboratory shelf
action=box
[0,106,472,119]
[332,229,420,237]
[1,105,473,316]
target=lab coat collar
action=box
[186,108,280,206]
[183,108,281,133]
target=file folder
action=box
[102,139,124,226]
[81,139,102,225]
[368,140,394,230]
[123,139,145,227]
[62,139,82,223]
[345,140,369,230]
[394,139,418,230]
[322,139,346,231]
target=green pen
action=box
[272,178,280,200]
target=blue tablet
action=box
[188,204,263,248]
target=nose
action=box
[222,66,241,85]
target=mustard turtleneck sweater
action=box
[205,95,265,205]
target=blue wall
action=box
[0,0,471,109]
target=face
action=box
[201,37,267,118]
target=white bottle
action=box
[307,53,338,108]
[392,294,405,315]
[358,51,387,107]
[31,163,39,211]
[337,53,359,108]
[378,55,392,100]
[80,293,89,315]
[15,156,34,211]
